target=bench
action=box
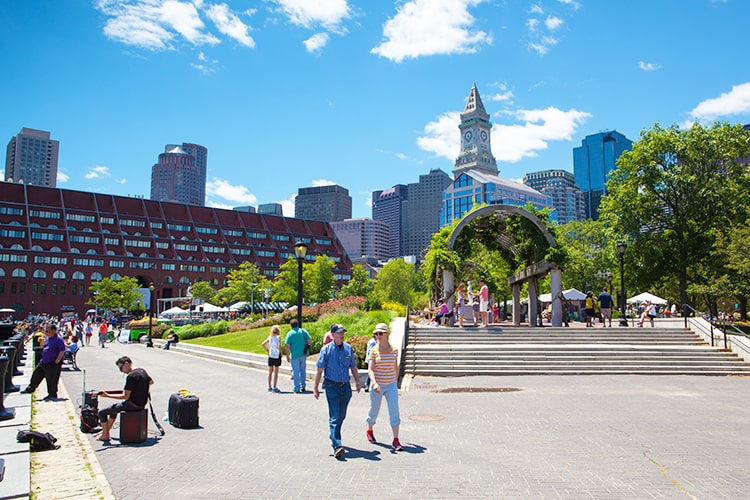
[63,350,78,370]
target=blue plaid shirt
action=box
[316,341,356,383]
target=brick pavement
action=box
[45,341,750,499]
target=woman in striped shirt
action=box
[365,322,403,451]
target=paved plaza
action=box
[25,340,748,499]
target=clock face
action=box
[480,130,488,141]
[464,130,473,141]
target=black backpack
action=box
[17,430,59,451]
[80,406,100,433]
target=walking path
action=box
[6,332,750,498]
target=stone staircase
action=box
[403,326,750,376]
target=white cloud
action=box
[371,0,492,63]
[688,82,750,123]
[529,4,543,15]
[417,106,591,163]
[312,179,336,187]
[206,178,257,204]
[304,32,329,52]
[557,0,581,9]
[638,60,661,71]
[487,83,514,102]
[95,0,253,50]
[529,35,557,55]
[57,171,70,183]
[545,16,563,30]
[84,166,111,179]
[160,0,220,45]
[274,0,351,31]
[205,3,255,48]
[279,195,296,217]
[207,200,234,210]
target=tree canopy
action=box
[599,122,750,309]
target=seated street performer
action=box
[96,356,153,441]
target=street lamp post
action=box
[294,241,308,327]
[146,283,155,347]
[617,242,628,327]
[119,293,124,329]
[250,283,256,316]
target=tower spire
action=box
[453,84,497,178]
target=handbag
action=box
[303,343,310,356]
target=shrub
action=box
[347,335,371,369]
[152,323,172,339]
[176,320,229,340]
[381,301,406,314]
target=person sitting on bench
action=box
[96,356,153,441]
[162,332,179,350]
[434,299,454,325]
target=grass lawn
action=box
[184,326,271,355]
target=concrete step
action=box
[405,368,750,376]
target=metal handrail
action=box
[683,303,750,349]
[398,305,411,387]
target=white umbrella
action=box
[0,308,16,313]
[538,288,587,303]
[161,306,188,316]
[627,292,668,305]
[200,303,228,313]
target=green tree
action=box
[600,122,750,310]
[272,258,299,303]
[373,258,416,306]
[189,281,217,304]
[304,254,335,303]
[88,276,142,313]
[219,261,268,304]
[339,264,374,298]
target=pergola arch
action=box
[442,204,563,327]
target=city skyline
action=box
[2,1,750,218]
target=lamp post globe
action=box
[294,241,308,327]
[617,242,628,326]
[146,283,155,347]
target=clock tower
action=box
[453,83,498,177]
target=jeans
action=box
[290,356,307,392]
[366,382,401,428]
[325,382,352,449]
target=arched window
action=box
[50,246,62,252]
[33,270,46,279]
[11,244,24,250]
[87,249,96,254]
[110,273,121,281]
[0,268,5,277]
[209,278,219,286]
[72,271,85,281]
[32,245,43,251]
[91,272,103,282]
[140,252,149,258]
[53,270,66,279]
[179,276,190,284]
[106,250,115,256]
[70,248,80,253]
[163,276,174,284]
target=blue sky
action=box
[2,0,750,218]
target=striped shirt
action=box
[369,345,398,386]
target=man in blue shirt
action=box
[597,287,614,327]
[21,324,65,401]
[284,319,311,393]
[313,325,361,459]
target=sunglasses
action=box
[375,332,386,336]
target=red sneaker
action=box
[366,430,376,443]
[392,438,403,451]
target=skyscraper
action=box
[330,218,390,261]
[150,143,207,206]
[372,185,407,259]
[523,170,586,224]
[401,169,452,258]
[443,85,553,226]
[5,127,59,187]
[573,131,632,219]
[295,185,352,222]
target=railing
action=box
[683,303,750,349]
[398,305,411,387]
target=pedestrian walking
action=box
[98,321,108,348]
[365,323,403,451]
[312,324,361,459]
[84,322,93,347]
[284,319,311,393]
[262,325,282,393]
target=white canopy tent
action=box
[228,301,248,311]
[160,306,188,317]
[538,288,587,303]
[627,292,668,305]
[200,303,229,313]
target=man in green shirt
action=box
[285,319,311,393]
